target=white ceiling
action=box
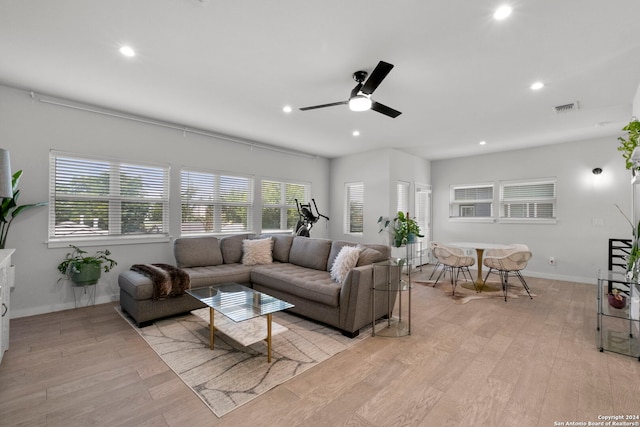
[2,1,640,160]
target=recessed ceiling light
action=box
[479,140,487,145]
[119,45,136,57]
[282,105,292,113]
[493,5,512,20]
[530,81,545,90]
[352,130,360,137]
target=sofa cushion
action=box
[330,245,360,283]
[220,233,252,264]
[251,263,340,307]
[174,236,223,268]
[183,264,252,288]
[326,240,357,271]
[242,237,273,266]
[259,234,294,262]
[288,237,332,271]
[356,244,384,266]
[359,243,390,263]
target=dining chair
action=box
[428,241,443,282]
[482,248,533,301]
[432,244,476,295]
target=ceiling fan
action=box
[299,60,402,118]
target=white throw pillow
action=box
[330,245,360,284]
[242,238,273,266]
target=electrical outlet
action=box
[549,257,555,265]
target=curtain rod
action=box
[33,92,318,160]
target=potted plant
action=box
[378,211,424,248]
[57,245,117,286]
[614,204,640,278]
[617,119,640,171]
[0,170,48,249]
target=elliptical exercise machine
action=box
[293,198,329,237]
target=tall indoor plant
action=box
[378,211,424,248]
[0,170,48,249]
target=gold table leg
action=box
[475,248,485,288]
[266,313,272,363]
[209,307,215,350]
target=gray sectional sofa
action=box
[118,234,397,337]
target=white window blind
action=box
[450,183,494,218]
[397,181,410,216]
[261,179,309,232]
[181,169,253,234]
[49,152,170,241]
[415,184,431,242]
[499,178,556,221]
[344,182,364,234]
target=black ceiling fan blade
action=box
[360,61,394,95]
[371,101,402,118]
[350,82,363,98]
[299,101,348,111]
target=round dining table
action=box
[447,242,512,289]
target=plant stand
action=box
[72,283,97,308]
[372,243,413,337]
[596,270,640,361]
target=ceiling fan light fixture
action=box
[493,5,512,20]
[349,95,372,112]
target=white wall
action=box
[0,84,330,318]
[431,137,631,284]
[329,148,430,246]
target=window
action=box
[397,181,410,215]
[449,183,493,219]
[415,184,431,242]
[261,179,310,232]
[49,151,170,243]
[499,178,557,222]
[181,169,253,234]
[344,182,364,234]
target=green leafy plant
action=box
[0,170,48,249]
[378,211,424,248]
[617,119,640,170]
[614,203,640,273]
[57,245,117,285]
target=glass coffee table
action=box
[186,283,294,362]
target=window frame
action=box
[180,168,254,236]
[344,182,364,235]
[498,177,557,224]
[260,178,310,233]
[48,150,170,248]
[449,182,495,223]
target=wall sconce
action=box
[0,149,12,198]
[592,167,603,175]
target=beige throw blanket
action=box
[130,263,191,300]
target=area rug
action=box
[116,307,373,417]
[413,279,537,304]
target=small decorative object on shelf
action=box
[57,245,117,286]
[608,289,627,309]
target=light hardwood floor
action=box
[1,270,639,427]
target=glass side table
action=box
[596,269,640,361]
[372,255,412,337]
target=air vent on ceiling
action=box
[554,101,579,114]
